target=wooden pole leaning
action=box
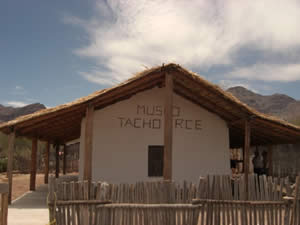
[291,173,300,225]
[55,144,60,178]
[83,104,94,183]
[0,190,8,225]
[48,176,56,224]
[244,119,251,200]
[30,137,38,191]
[7,130,15,204]
[63,144,67,175]
[44,141,50,184]
[0,183,9,225]
[163,73,173,181]
[267,145,273,176]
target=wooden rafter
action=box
[174,82,238,122]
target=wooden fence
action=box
[0,184,8,225]
[48,175,298,225]
[290,175,300,225]
[51,199,293,225]
[193,199,291,225]
[51,174,291,203]
[53,203,201,225]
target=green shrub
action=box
[0,157,7,172]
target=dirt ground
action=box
[0,172,45,200]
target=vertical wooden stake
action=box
[1,193,8,225]
[291,173,300,225]
[83,105,94,182]
[267,145,273,176]
[7,131,15,204]
[163,73,173,181]
[244,120,251,200]
[48,176,56,223]
[30,137,38,191]
[44,141,50,184]
[55,144,60,178]
[63,144,67,175]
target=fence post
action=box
[48,176,56,224]
[1,194,8,225]
[290,174,300,225]
[283,197,293,225]
[0,183,8,225]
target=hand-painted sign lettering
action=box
[118,105,202,130]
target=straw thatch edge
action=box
[1,63,300,137]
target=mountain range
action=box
[0,86,299,125]
[227,86,300,123]
[0,103,45,123]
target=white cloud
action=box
[79,70,117,85]
[66,0,300,84]
[228,64,300,82]
[11,85,26,96]
[15,85,23,90]
[5,101,28,108]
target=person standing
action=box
[252,151,264,175]
[262,151,269,175]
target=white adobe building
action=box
[2,63,300,202]
[79,86,230,183]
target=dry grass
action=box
[0,172,45,200]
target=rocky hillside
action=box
[1,87,299,124]
[227,86,300,122]
[0,103,46,123]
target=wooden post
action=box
[30,137,38,191]
[244,120,251,200]
[83,105,94,182]
[0,192,8,225]
[291,173,300,225]
[163,73,173,181]
[267,145,273,176]
[7,131,15,204]
[48,176,56,224]
[55,144,60,178]
[44,141,50,184]
[63,144,67,175]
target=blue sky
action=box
[1,0,300,108]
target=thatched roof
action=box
[1,63,300,148]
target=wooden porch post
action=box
[30,137,38,191]
[244,120,251,200]
[44,141,50,184]
[7,130,15,204]
[55,144,60,178]
[63,144,67,175]
[163,73,173,181]
[268,145,273,176]
[83,105,94,182]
